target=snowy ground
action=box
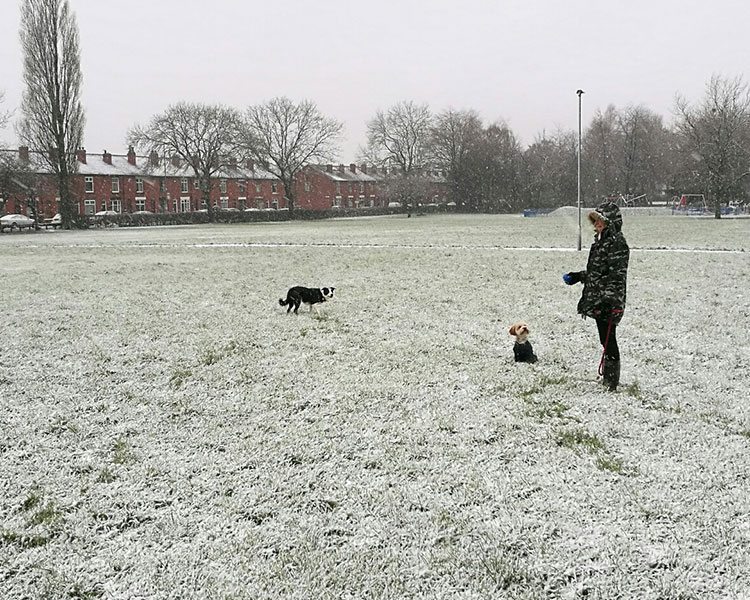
[1,214,748,599]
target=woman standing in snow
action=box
[563,201,630,391]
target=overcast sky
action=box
[1,0,748,160]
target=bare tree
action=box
[18,0,84,229]
[431,108,484,207]
[675,75,750,218]
[0,91,10,131]
[364,101,434,210]
[129,102,243,222]
[476,123,523,211]
[583,105,620,200]
[582,104,675,205]
[365,101,433,173]
[520,129,578,209]
[615,105,672,199]
[0,155,39,219]
[242,97,342,216]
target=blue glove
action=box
[563,271,584,285]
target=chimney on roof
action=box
[370,165,377,175]
[360,164,367,174]
[171,154,180,167]
[103,150,112,165]
[245,159,254,171]
[19,146,29,162]
[149,150,159,166]
[326,164,333,173]
[127,145,136,166]
[349,163,356,174]
[76,147,87,164]
[338,164,344,174]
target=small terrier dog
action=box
[509,322,538,363]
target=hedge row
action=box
[86,205,457,227]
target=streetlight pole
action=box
[576,89,584,251]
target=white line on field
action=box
[63,242,750,253]
[13,242,747,253]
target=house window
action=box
[84,199,95,215]
[111,198,121,213]
[181,197,191,213]
[271,182,278,194]
[194,180,200,190]
[304,180,311,192]
[181,178,189,193]
[254,182,262,193]
[136,178,144,193]
[136,198,146,211]
[85,176,94,193]
[335,182,341,194]
[220,197,229,209]
[220,179,227,194]
[111,177,120,193]
[160,179,167,192]
[101,200,107,211]
[359,182,364,193]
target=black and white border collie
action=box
[279,286,335,314]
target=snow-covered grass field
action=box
[1,213,749,599]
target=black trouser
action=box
[595,318,619,360]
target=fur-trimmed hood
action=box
[588,201,623,233]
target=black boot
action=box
[602,356,620,391]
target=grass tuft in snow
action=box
[26,501,61,528]
[169,367,192,389]
[623,380,642,399]
[20,488,44,512]
[112,437,135,465]
[555,427,606,453]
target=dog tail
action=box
[279,297,288,306]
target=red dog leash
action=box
[598,309,624,376]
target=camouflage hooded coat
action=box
[577,201,630,324]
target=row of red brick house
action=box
[0,146,449,218]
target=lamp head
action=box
[576,89,585,96]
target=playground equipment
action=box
[672,194,708,214]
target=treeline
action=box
[362,76,750,218]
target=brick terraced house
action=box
[0,146,285,218]
[295,163,381,210]
[1,147,450,218]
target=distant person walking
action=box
[563,201,630,391]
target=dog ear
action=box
[509,324,517,336]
